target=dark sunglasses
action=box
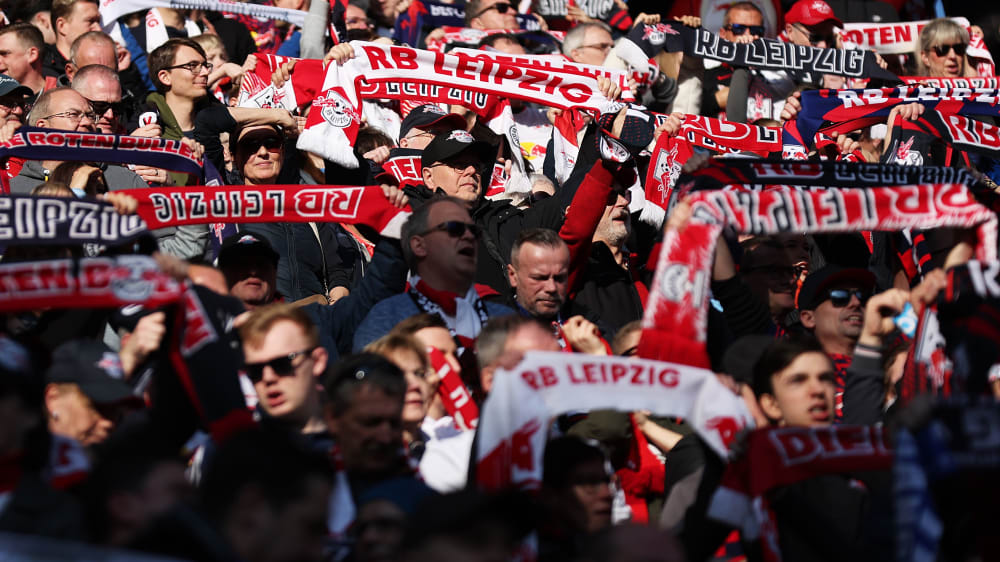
[725,23,765,37]
[90,100,126,117]
[476,1,512,16]
[238,135,283,153]
[244,348,316,383]
[826,288,869,307]
[423,220,482,239]
[931,42,967,57]
[795,24,834,46]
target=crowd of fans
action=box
[0,0,997,559]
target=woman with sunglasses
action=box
[917,18,974,78]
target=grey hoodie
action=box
[9,160,209,259]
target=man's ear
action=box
[157,69,172,90]
[507,263,518,289]
[64,62,76,80]
[27,46,39,65]
[758,393,782,425]
[799,309,816,330]
[410,234,428,259]
[469,17,484,30]
[421,166,434,189]
[311,347,328,378]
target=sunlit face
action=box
[158,46,209,100]
[509,242,570,319]
[387,348,435,426]
[37,89,96,132]
[571,26,614,66]
[243,320,326,424]
[237,129,284,184]
[470,0,518,31]
[922,37,967,77]
[0,33,37,84]
[759,351,835,427]
[59,2,102,46]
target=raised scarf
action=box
[99,0,308,29]
[638,179,998,370]
[628,22,900,82]
[708,425,892,562]
[0,258,255,444]
[425,28,565,53]
[126,184,410,239]
[475,351,755,490]
[143,7,202,52]
[393,0,543,47]
[644,116,783,209]
[0,194,148,247]
[840,17,995,76]
[474,351,753,490]
[795,86,1000,150]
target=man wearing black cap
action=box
[408,128,567,293]
[0,73,33,128]
[399,104,467,151]
[218,232,281,310]
[45,339,140,447]
[796,264,875,421]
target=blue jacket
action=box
[353,293,514,352]
[302,239,408,361]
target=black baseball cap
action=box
[46,340,136,405]
[399,104,467,139]
[420,129,495,170]
[0,74,32,98]
[218,232,280,270]
[796,264,876,310]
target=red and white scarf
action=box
[409,277,490,351]
[143,7,202,52]
[639,183,998,368]
[127,184,410,239]
[707,425,892,562]
[99,0,308,28]
[475,351,755,491]
[645,116,782,209]
[840,17,995,76]
[428,346,479,430]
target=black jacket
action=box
[303,238,408,360]
[243,222,361,302]
[41,44,68,78]
[567,242,645,338]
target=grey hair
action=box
[26,86,75,126]
[562,22,612,56]
[69,30,115,66]
[71,64,121,90]
[400,195,470,271]
[476,315,549,371]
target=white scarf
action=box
[144,7,202,52]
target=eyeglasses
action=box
[581,42,614,52]
[931,42,967,57]
[0,97,29,112]
[725,23,765,37]
[825,288,869,307]
[244,347,316,383]
[429,159,484,175]
[89,100,126,117]
[422,221,482,239]
[165,60,213,74]
[42,109,98,123]
[475,1,513,17]
[238,136,283,153]
[794,23,834,46]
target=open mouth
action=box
[809,404,830,422]
[457,246,476,257]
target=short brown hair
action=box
[148,38,207,93]
[238,304,318,349]
[389,313,449,336]
[0,22,44,54]
[51,0,97,26]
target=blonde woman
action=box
[917,18,976,78]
